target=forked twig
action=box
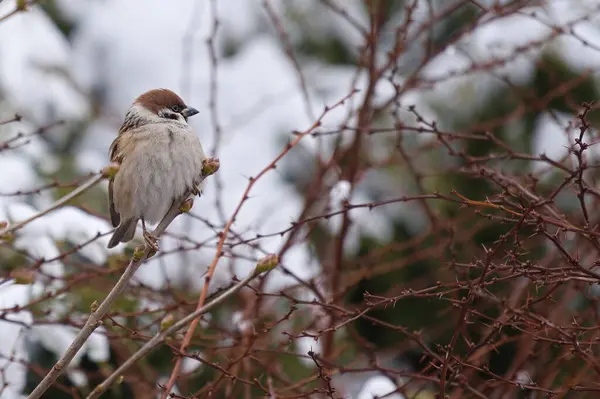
[86,254,278,399]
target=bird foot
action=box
[191,184,202,196]
[143,230,160,252]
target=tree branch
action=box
[86,254,278,399]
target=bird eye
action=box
[170,105,181,112]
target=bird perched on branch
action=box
[107,89,206,249]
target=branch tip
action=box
[201,157,220,177]
[101,163,120,179]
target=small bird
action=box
[107,88,206,249]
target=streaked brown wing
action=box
[108,134,124,227]
[108,179,120,227]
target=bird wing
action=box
[108,135,126,228]
[108,179,120,227]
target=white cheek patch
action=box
[158,109,180,121]
[130,104,164,124]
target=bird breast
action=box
[113,122,206,224]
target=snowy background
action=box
[1,0,600,398]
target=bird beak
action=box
[181,107,199,118]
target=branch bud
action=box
[133,245,146,262]
[101,163,120,180]
[160,313,175,331]
[255,254,279,273]
[90,300,99,313]
[201,158,220,177]
[179,198,194,213]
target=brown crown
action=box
[134,89,186,114]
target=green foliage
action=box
[430,3,480,50]
[297,35,355,65]
[40,0,75,37]
[346,223,444,348]
[533,52,600,122]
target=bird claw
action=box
[191,184,202,196]
[143,230,160,252]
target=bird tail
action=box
[107,218,137,248]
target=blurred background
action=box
[2,0,600,398]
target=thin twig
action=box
[158,91,358,398]
[86,258,276,399]
[0,0,39,24]
[2,172,105,236]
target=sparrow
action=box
[107,88,206,249]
